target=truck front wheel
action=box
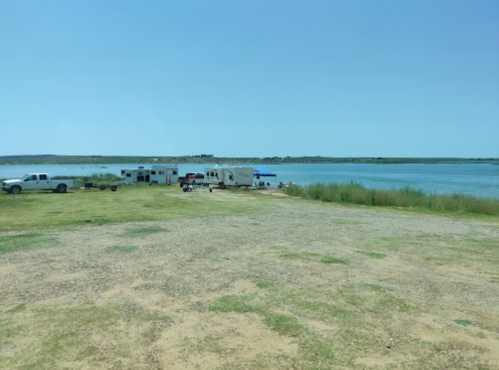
[56,184,67,193]
[9,186,21,194]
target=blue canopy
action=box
[253,166,276,177]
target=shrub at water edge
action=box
[282,183,499,216]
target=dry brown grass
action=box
[1,189,498,369]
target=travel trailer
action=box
[121,165,179,184]
[204,166,253,188]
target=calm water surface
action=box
[1,162,498,199]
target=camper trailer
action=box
[121,165,179,185]
[204,166,253,188]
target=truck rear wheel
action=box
[111,185,117,191]
[56,184,67,193]
[9,186,21,194]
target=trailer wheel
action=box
[111,185,117,192]
[56,184,67,193]
[9,186,21,195]
[99,185,106,191]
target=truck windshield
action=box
[20,174,30,180]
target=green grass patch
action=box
[279,252,320,260]
[465,329,487,339]
[355,250,387,259]
[320,256,349,264]
[208,295,256,313]
[5,303,27,314]
[0,233,61,255]
[455,319,473,326]
[264,313,306,337]
[104,246,139,253]
[121,227,168,237]
[279,251,349,265]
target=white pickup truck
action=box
[2,173,74,194]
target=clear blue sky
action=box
[1,0,498,157]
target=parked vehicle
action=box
[204,166,253,188]
[121,164,178,185]
[2,173,75,194]
[83,182,118,191]
[178,172,206,187]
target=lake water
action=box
[1,162,498,199]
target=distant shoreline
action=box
[1,155,498,166]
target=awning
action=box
[253,166,276,177]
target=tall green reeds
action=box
[282,183,499,216]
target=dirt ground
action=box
[1,191,499,369]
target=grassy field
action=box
[1,186,498,369]
[0,185,259,232]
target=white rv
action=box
[204,166,253,188]
[121,164,179,184]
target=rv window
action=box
[126,174,131,177]
[159,171,164,175]
[229,175,233,180]
[210,172,214,176]
[151,171,156,175]
[173,171,177,175]
[121,170,125,175]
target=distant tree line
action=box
[0,155,498,166]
